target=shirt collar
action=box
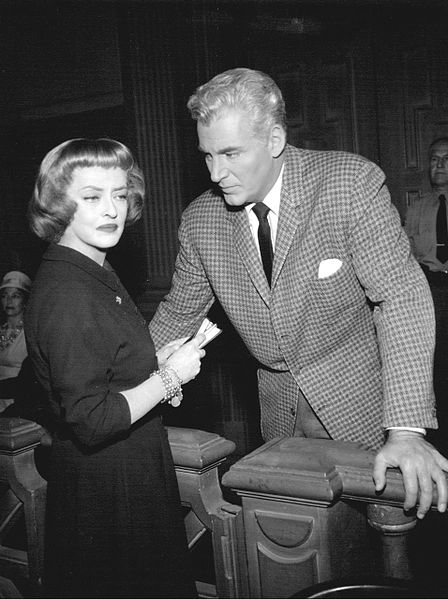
[245,164,285,216]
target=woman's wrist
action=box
[150,367,183,407]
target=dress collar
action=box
[42,244,120,292]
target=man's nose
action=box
[209,157,227,183]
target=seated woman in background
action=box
[25,138,205,598]
[0,271,31,402]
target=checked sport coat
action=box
[149,144,437,450]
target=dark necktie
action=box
[252,202,273,285]
[436,194,448,264]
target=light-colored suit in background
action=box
[405,190,447,271]
[150,144,436,450]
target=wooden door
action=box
[376,17,448,222]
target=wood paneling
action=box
[121,6,186,284]
[14,3,123,119]
[376,18,448,220]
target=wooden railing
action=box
[0,417,46,595]
[0,419,445,598]
[220,436,422,598]
[167,427,248,599]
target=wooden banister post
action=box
[167,426,248,599]
[222,438,374,598]
[367,503,417,580]
[0,417,47,590]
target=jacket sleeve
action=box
[403,198,420,256]
[348,161,437,429]
[149,209,215,350]
[39,284,132,447]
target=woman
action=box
[25,138,205,598]
[0,271,31,401]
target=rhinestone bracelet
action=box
[151,367,183,407]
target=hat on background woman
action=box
[0,271,32,294]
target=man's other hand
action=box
[373,430,448,519]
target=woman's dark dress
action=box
[25,245,195,598]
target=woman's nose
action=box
[103,196,118,217]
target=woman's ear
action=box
[269,124,287,158]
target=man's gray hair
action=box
[187,67,287,140]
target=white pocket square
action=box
[318,258,343,279]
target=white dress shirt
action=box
[245,165,283,254]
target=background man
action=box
[150,68,448,518]
[405,137,448,454]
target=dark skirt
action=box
[43,414,196,598]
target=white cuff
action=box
[387,426,426,435]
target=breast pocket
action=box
[308,260,362,322]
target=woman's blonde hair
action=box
[28,138,145,242]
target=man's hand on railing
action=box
[373,429,448,519]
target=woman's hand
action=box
[156,337,190,367]
[123,334,206,425]
[164,334,206,384]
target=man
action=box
[405,137,448,454]
[150,68,448,518]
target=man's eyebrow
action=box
[198,145,242,154]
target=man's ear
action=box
[269,124,287,158]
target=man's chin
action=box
[222,194,246,207]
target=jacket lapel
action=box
[272,146,310,288]
[272,187,300,288]
[224,145,312,303]
[226,208,271,305]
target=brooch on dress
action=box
[115,296,122,305]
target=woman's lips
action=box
[97,224,118,232]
